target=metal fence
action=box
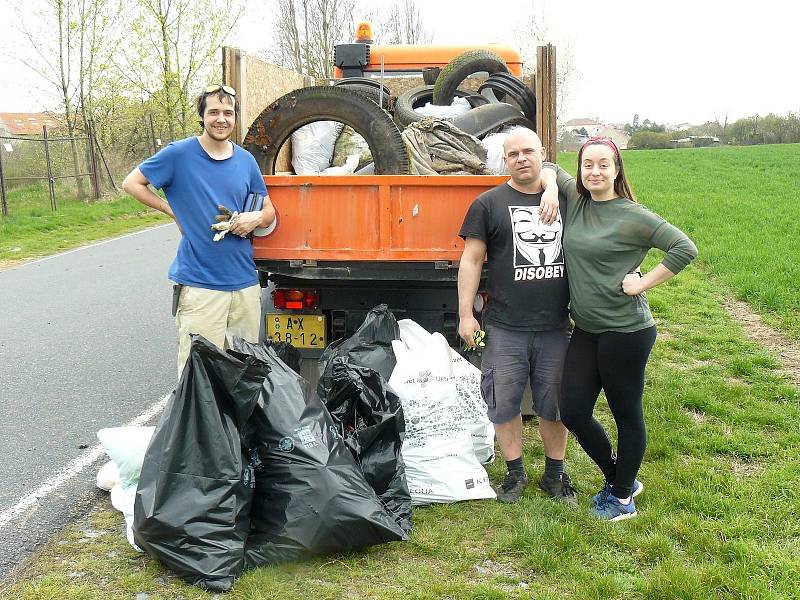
[0,121,108,216]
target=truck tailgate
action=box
[255,175,508,261]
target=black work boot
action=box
[494,471,529,503]
[538,472,578,505]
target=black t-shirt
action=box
[459,183,569,331]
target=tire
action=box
[432,49,509,106]
[244,86,409,175]
[332,78,392,109]
[422,67,440,85]
[394,85,489,127]
[451,103,535,139]
[478,73,537,122]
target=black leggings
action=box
[559,326,657,498]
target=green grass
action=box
[558,143,800,339]
[0,183,169,262]
[2,257,799,599]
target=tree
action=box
[511,1,576,124]
[13,0,118,196]
[627,131,673,150]
[625,114,666,135]
[269,0,357,79]
[113,0,244,140]
[708,112,729,142]
[372,0,432,45]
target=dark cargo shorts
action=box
[480,323,570,424]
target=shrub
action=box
[628,131,673,149]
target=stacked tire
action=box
[242,50,537,175]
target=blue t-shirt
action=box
[140,137,268,291]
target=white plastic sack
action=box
[389,320,495,505]
[481,132,510,175]
[96,460,120,491]
[322,153,360,175]
[398,319,495,463]
[449,344,496,464]
[96,426,155,550]
[413,96,472,119]
[402,434,493,505]
[291,121,343,174]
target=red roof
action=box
[0,112,65,136]
[563,117,601,127]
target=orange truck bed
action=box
[254,175,509,262]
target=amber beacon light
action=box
[355,21,374,43]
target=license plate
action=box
[266,313,326,349]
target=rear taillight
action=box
[273,289,320,310]
[303,290,320,308]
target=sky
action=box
[1,0,798,127]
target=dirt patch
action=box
[721,297,800,388]
[0,259,24,270]
[730,458,762,478]
[686,409,706,424]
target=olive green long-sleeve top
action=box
[546,164,698,333]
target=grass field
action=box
[2,145,799,599]
[558,143,800,340]
[3,262,798,599]
[0,183,169,262]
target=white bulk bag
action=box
[389,320,496,505]
[290,121,343,174]
[398,319,495,463]
[96,426,155,550]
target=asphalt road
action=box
[0,223,180,581]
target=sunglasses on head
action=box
[204,84,236,96]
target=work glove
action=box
[462,329,486,353]
[210,204,240,242]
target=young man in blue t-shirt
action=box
[122,85,276,376]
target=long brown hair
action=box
[576,138,637,202]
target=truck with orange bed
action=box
[235,28,556,385]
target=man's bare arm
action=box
[231,195,277,236]
[457,237,487,347]
[121,168,175,220]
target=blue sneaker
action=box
[591,494,637,521]
[590,481,612,508]
[591,479,643,508]
[632,479,644,498]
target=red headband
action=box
[580,136,621,162]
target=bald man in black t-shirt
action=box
[457,127,576,505]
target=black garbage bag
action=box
[228,338,409,567]
[268,339,302,374]
[317,304,400,398]
[133,336,268,592]
[323,357,412,533]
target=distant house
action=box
[596,126,631,150]
[0,112,65,139]
[670,135,720,148]
[559,118,631,150]
[561,117,604,138]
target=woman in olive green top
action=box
[542,137,697,521]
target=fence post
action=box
[42,124,57,211]
[0,142,8,216]
[222,46,245,145]
[86,120,101,199]
[535,44,558,162]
